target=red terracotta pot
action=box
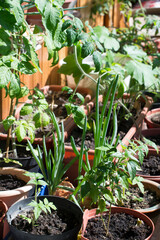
[0,200,8,240]
[145,108,160,128]
[136,149,160,183]
[81,207,155,240]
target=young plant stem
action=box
[74,45,104,90]
[6,98,14,158]
[106,203,112,236]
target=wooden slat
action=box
[0,43,68,120]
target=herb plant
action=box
[27,111,77,195]
[21,172,56,227]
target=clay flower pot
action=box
[81,207,155,240]
[145,108,160,128]
[136,149,160,183]
[0,200,8,240]
[0,167,33,208]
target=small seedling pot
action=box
[145,108,160,128]
[7,195,83,240]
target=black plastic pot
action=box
[7,195,83,240]
[0,156,39,173]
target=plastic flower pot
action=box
[0,167,33,208]
[81,207,155,240]
[0,200,8,240]
[136,149,160,183]
[7,195,83,240]
[145,108,160,128]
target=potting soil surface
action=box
[0,174,26,191]
[137,154,160,175]
[84,212,152,240]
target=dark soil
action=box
[118,187,160,209]
[65,128,95,149]
[84,212,152,240]
[0,174,26,191]
[0,140,33,159]
[12,208,78,236]
[137,154,160,175]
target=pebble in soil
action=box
[12,208,78,235]
[0,174,26,191]
[84,212,152,240]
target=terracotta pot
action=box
[81,207,155,240]
[0,167,33,208]
[0,200,8,240]
[145,108,160,128]
[136,149,160,183]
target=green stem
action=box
[137,0,146,16]
[74,45,105,90]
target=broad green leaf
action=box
[75,93,84,104]
[93,51,102,72]
[123,45,147,61]
[66,28,76,46]
[93,26,110,42]
[58,54,92,84]
[33,25,43,34]
[62,19,72,31]
[8,0,24,25]
[18,61,37,74]
[20,104,33,116]
[74,17,84,31]
[28,127,35,144]
[37,99,49,110]
[0,66,12,89]
[9,75,20,98]
[15,124,26,142]
[23,37,41,72]
[34,88,45,99]
[17,86,29,99]
[81,182,90,198]
[33,112,42,128]
[0,29,11,55]
[37,180,48,186]
[125,60,157,87]
[42,113,50,127]
[104,37,120,51]
[81,42,94,58]
[127,161,137,180]
[42,2,60,36]
[3,116,15,131]
[98,198,106,213]
[0,9,16,31]
[35,0,47,15]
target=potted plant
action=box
[0,167,33,207]
[27,110,78,196]
[6,172,83,240]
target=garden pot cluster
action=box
[1,1,160,240]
